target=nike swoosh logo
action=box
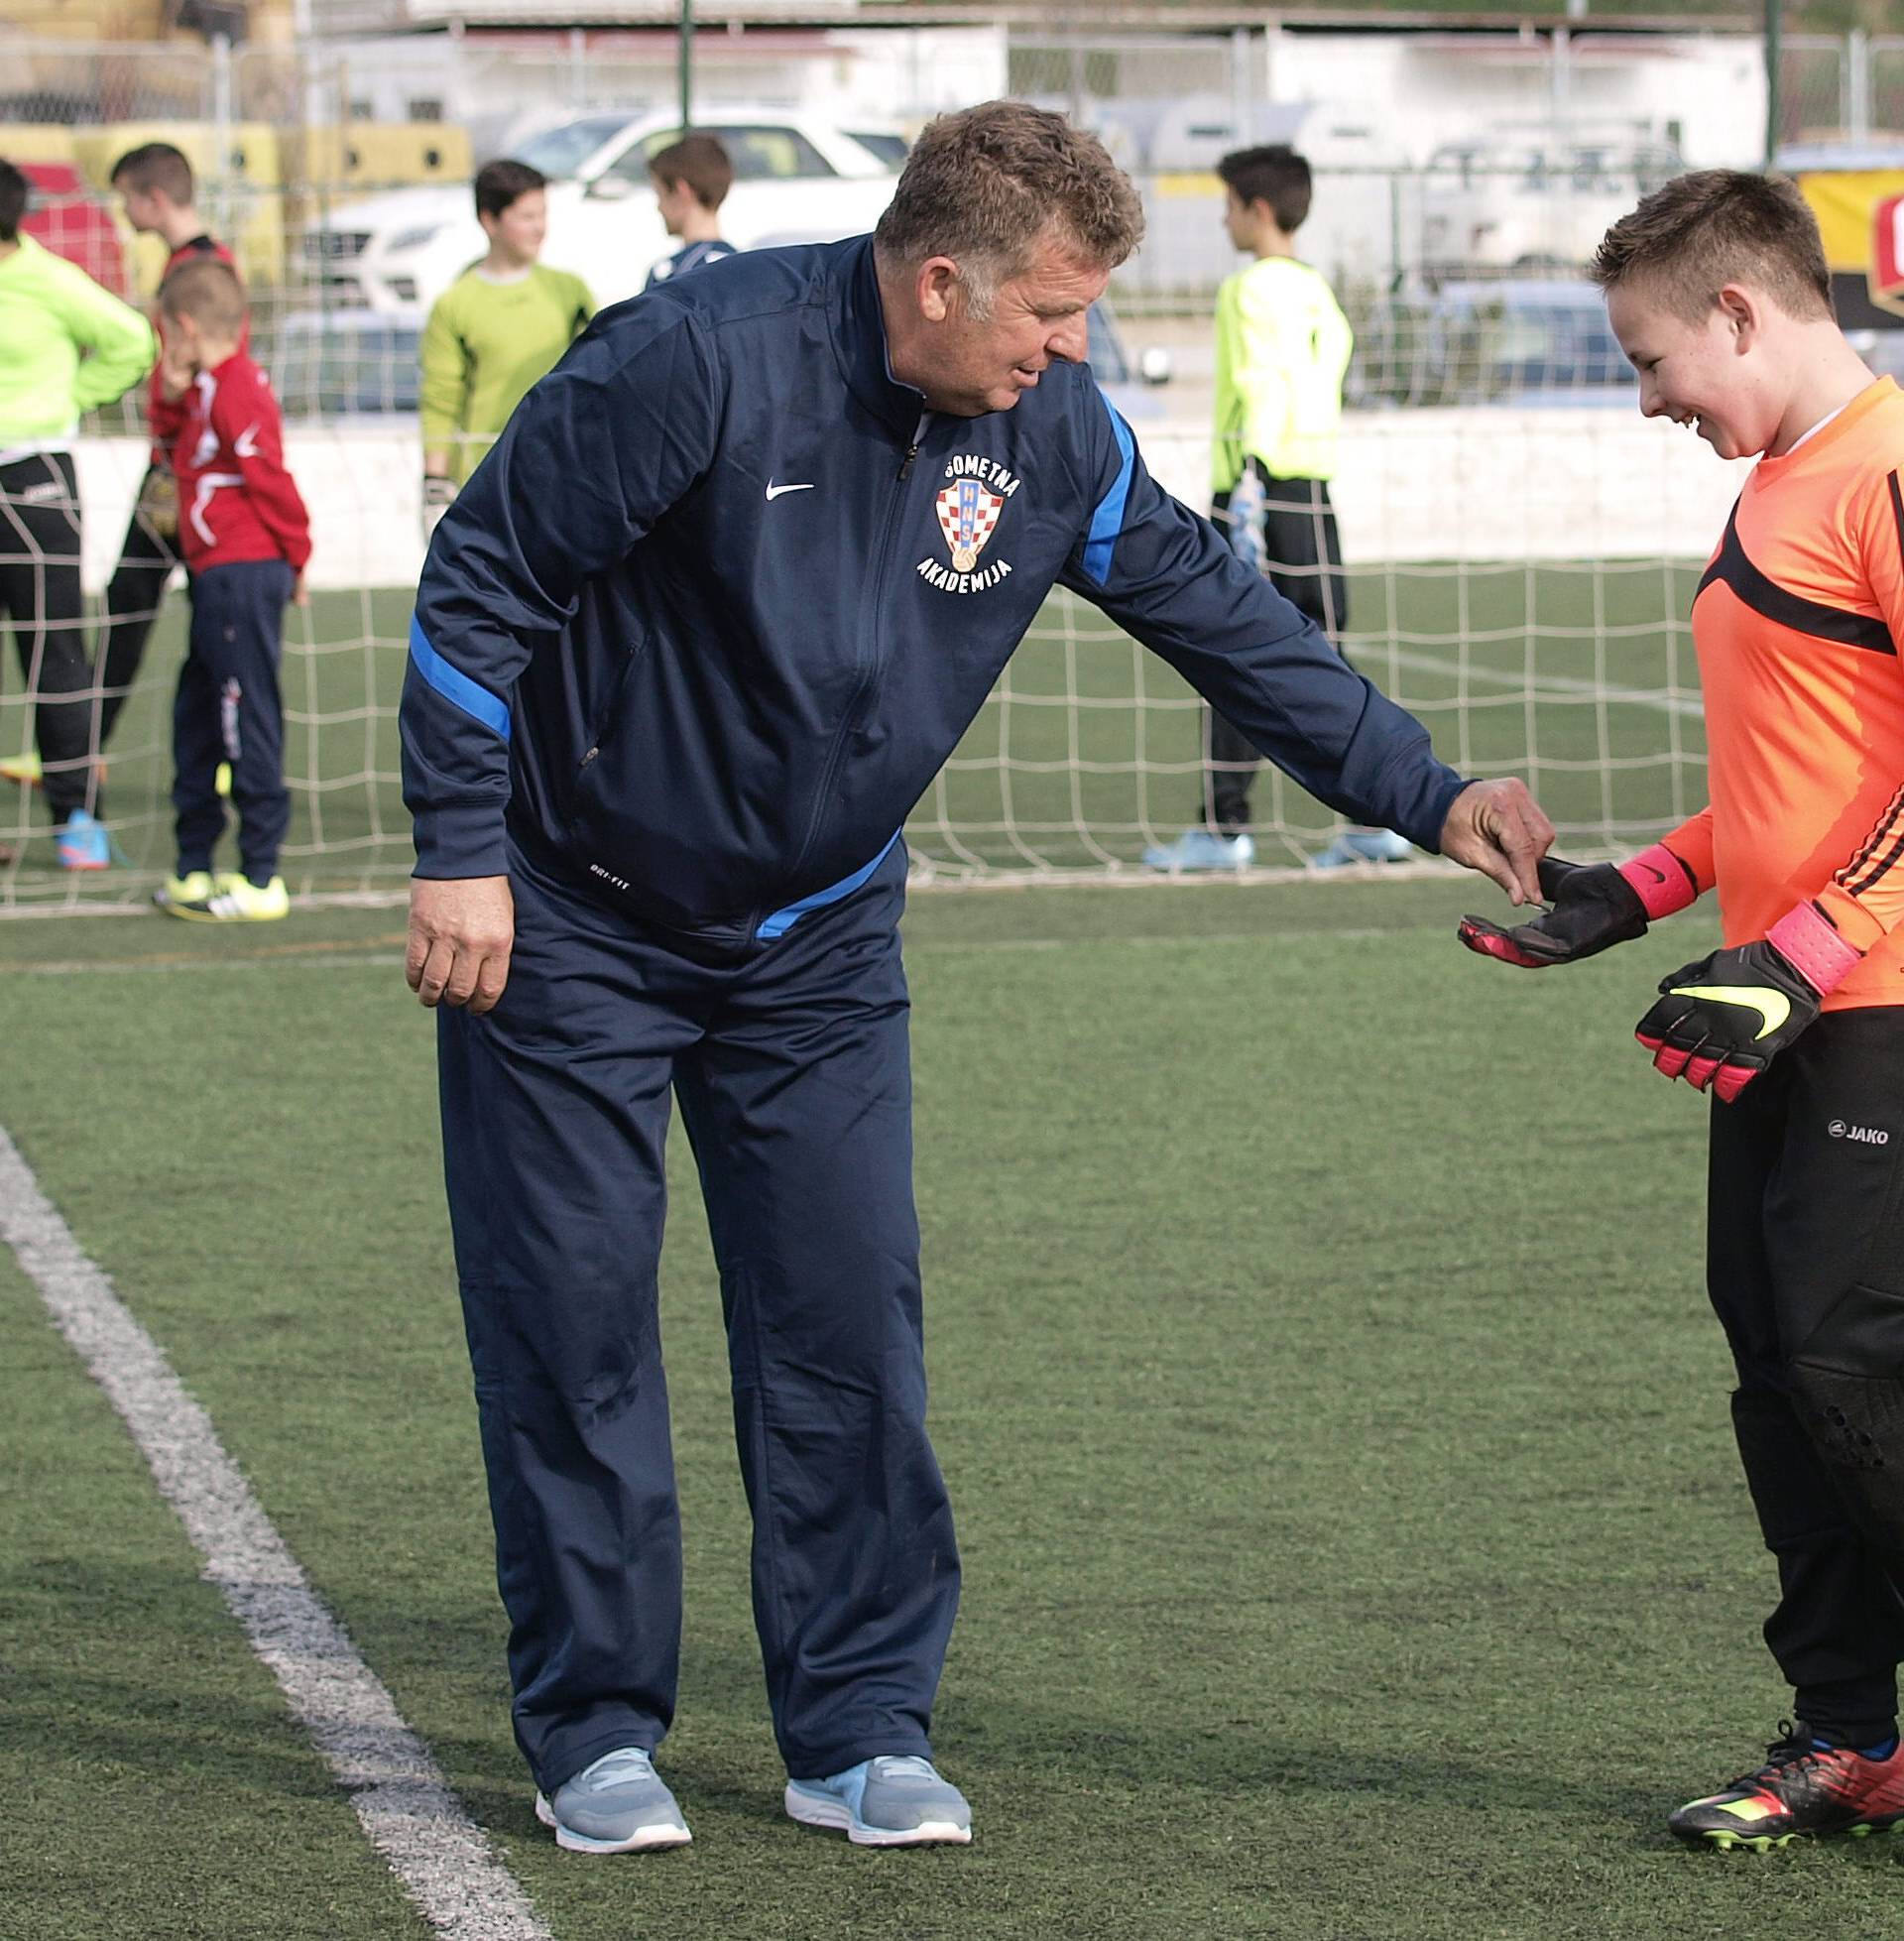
[1639,863,1667,884]
[1666,983,1791,1040]
[765,481,814,500]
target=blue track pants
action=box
[436,836,959,1793]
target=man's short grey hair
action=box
[874,101,1145,318]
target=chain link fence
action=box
[0,26,1899,434]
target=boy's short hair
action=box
[160,256,247,336]
[648,134,733,213]
[111,141,195,204]
[0,159,28,243]
[475,159,547,222]
[1590,169,1833,325]
[1217,146,1312,235]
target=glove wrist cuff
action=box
[1617,844,1699,921]
[1767,901,1862,997]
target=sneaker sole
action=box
[1141,859,1253,874]
[159,901,290,923]
[534,1791,691,1855]
[1680,1815,1904,1854]
[782,1785,972,1847]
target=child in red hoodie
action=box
[152,258,310,921]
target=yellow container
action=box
[282,121,471,190]
[0,124,79,167]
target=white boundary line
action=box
[0,1123,552,1941]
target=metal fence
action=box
[3,24,1904,431]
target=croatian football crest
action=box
[935,478,1005,573]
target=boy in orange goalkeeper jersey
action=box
[1461,170,1904,1852]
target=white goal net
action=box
[0,400,1737,914]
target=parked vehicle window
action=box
[708,125,838,181]
[846,131,909,169]
[513,117,631,181]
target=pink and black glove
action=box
[1458,844,1699,967]
[1635,901,1863,1101]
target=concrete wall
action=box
[68,407,1741,599]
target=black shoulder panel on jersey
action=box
[1696,503,1897,656]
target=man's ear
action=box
[915,257,959,325]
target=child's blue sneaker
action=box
[784,1755,972,1846]
[1141,828,1256,872]
[1308,827,1414,870]
[57,809,110,872]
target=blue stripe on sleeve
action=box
[758,830,900,940]
[1080,392,1135,587]
[409,613,511,744]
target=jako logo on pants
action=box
[1829,1119,1891,1145]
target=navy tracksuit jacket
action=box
[404,235,1470,1793]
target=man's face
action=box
[1606,281,1775,462]
[480,189,547,266]
[909,236,1109,418]
[118,183,165,235]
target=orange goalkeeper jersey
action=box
[1664,375,1904,1011]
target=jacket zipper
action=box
[759,415,926,936]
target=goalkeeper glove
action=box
[1214,463,1267,577]
[1458,843,1699,967]
[421,473,457,542]
[1635,901,1863,1101]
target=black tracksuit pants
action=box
[0,450,97,825]
[1204,472,1349,833]
[98,465,182,750]
[1707,1006,1904,1740]
[436,833,959,1796]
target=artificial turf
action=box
[7,877,1904,1939]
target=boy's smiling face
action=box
[1606,281,1782,462]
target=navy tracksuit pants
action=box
[175,559,293,881]
[437,835,960,1794]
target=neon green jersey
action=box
[0,235,156,446]
[1210,254,1353,495]
[419,263,595,485]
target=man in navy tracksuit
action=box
[402,103,1553,1857]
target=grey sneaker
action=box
[535,1747,692,1855]
[784,1755,973,1846]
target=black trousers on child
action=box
[175,558,293,882]
[98,465,182,750]
[0,449,97,825]
[1707,1006,1904,1742]
[1204,472,1350,833]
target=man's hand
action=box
[290,570,308,609]
[1635,902,1861,1100]
[1457,843,1699,967]
[407,875,514,1014]
[1438,779,1554,907]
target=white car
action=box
[301,109,903,314]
